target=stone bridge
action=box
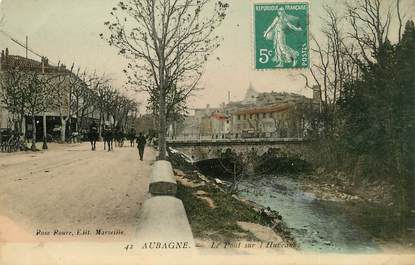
[167,137,310,161]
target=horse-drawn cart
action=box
[0,129,26,153]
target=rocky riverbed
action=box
[168,148,414,253]
[238,173,415,253]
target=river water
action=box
[238,176,380,253]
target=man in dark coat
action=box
[89,121,98,151]
[136,132,146,161]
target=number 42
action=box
[125,244,134,251]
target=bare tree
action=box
[72,71,97,133]
[397,0,403,41]
[48,66,71,142]
[0,68,27,133]
[24,71,54,150]
[345,0,397,63]
[216,149,254,193]
[118,98,140,130]
[1,68,55,149]
[305,5,359,135]
[83,73,110,134]
[102,0,228,159]
[109,92,128,128]
[95,81,120,136]
[304,0,410,136]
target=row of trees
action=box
[305,0,414,231]
[0,65,139,150]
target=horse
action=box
[0,129,22,153]
[88,123,99,151]
[103,127,114,151]
[114,127,125,147]
[128,129,136,147]
[0,129,12,152]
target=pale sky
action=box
[0,0,413,112]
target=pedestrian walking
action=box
[88,121,98,151]
[136,132,146,161]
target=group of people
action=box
[88,121,147,161]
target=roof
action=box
[210,113,227,120]
[234,103,291,115]
[0,50,84,86]
[1,51,67,73]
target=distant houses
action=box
[173,83,321,139]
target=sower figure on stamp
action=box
[264,7,302,67]
[136,132,146,161]
[88,120,99,151]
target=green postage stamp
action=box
[254,2,309,70]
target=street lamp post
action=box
[42,114,48,149]
[41,58,48,150]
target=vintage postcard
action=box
[0,0,414,264]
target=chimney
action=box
[5,48,9,57]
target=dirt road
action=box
[0,142,156,242]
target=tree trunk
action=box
[16,116,22,134]
[123,116,128,131]
[60,117,66,142]
[19,105,25,134]
[158,87,167,160]
[17,115,24,133]
[98,111,103,139]
[31,114,36,151]
[68,121,72,143]
[79,108,86,133]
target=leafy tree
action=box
[394,21,415,228]
[306,0,414,235]
[338,21,415,232]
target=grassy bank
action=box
[174,169,296,248]
[299,172,415,249]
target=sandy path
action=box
[0,142,156,242]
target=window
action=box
[237,115,241,120]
